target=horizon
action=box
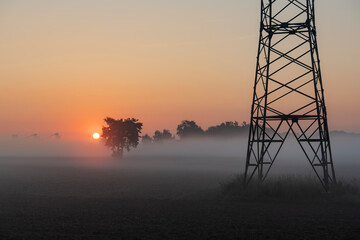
[0,120,359,142]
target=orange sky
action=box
[0,0,359,140]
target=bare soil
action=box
[0,156,359,240]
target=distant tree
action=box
[28,133,39,139]
[162,129,173,140]
[176,120,204,139]
[141,134,153,144]
[206,121,249,138]
[50,132,61,139]
[153,130,162,142]
[153,129,174,143]
[101,117,143,158]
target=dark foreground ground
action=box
[0,156,359,240]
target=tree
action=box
[141,134,153,144]
[176,120,204,139]
[206,121,248,138]
[153,129,174,142]
[101,117,143,158]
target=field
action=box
[0,154,360,240]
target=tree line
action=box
[101,117,248,158]
[142,120,249,144]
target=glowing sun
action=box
[92,132,100,140]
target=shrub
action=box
[221,174,359,201]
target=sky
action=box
[0,0,359,140]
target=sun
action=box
[92,132,100,140]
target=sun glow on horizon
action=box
[0,1,359,135]
[92,132,100,140]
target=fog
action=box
[0,133,359,173]
[0,132,359,200]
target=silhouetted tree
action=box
[206,121,248,138]
[141,134,153,144]
[28,133,39,139]
[101,117,143,158]
[153,129,174,142]
[50,132,61,139]
[176,120,204,139]
[162,129,173,140]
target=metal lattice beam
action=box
[244,0,336,191]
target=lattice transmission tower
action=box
[245,0,336,190]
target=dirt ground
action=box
[0,156,359,240]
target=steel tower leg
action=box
[244,0,336,191]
